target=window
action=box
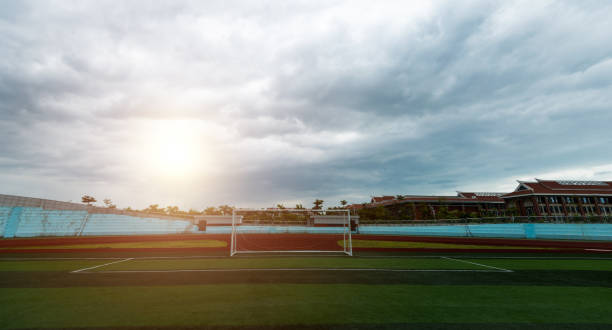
[566,197,574,203]
[549,196,556,203]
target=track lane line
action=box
[441,256,513,273]
[70,258,133,273]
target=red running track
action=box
[0,233,611,254]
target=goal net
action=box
[230,208,353,256]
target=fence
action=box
[359,215,612,226]
[358,223,612,241]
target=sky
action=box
[1,0,612,210]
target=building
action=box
[501,179,612,217]
[364,192,506,220]
[370,196,396,203]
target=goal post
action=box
[230,208,353,256]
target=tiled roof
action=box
[371,196,395,203]
[368,192,505,206]
[502,179,612,198]
[457,192,506,202]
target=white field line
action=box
[81,268,509,274]
[584,249,612,252]
[70,258,133,273]
[3,255,612,261]
[442,257,513,273]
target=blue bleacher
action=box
[1,207,196,238]
[2,205,612,240]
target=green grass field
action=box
[2,253,612,329]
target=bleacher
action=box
[82,213,196,236]
[0,194,196,238]
[0,207,11,237]
[16,208,89,237]
[359,223,612,240]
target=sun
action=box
[142,120,207,178]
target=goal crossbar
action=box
[230,208,353,256]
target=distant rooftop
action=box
[472,192,506,197]
[556,180,607,186]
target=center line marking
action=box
[441,256,513,273]
[71,258,133,273]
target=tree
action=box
[437,205,450,220]
[276,204,286,209]
[295,204,304,209]
[166,205,180,215]
[313,199,324,209]
[218,205,233,215]
[204,207,221,215]
[103,198,116,209]
[144,204,161,213]
[418,204,433,220]
[81,195,96,206]
[340,200,348,207]
[396,195,405,200]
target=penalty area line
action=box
[80,268,510,274]
[441,256,513,273]
[70,258,133,273]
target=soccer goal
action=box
[230,208,353,256]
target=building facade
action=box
[362,192,506,220]
[501,179,612,217]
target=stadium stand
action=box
[1,194,612,240]
[359,223,612,240]
[0,194,196,238]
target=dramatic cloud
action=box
[1,0,611,209]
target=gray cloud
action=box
[1,0,612,209]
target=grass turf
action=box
[462,258,612,271]
[0,260,119,271]
[76,256,612,272]
[1,284,612,328]
[2,254,612,329]
[98,257,487,271]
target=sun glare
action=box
[141,120,207,178]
